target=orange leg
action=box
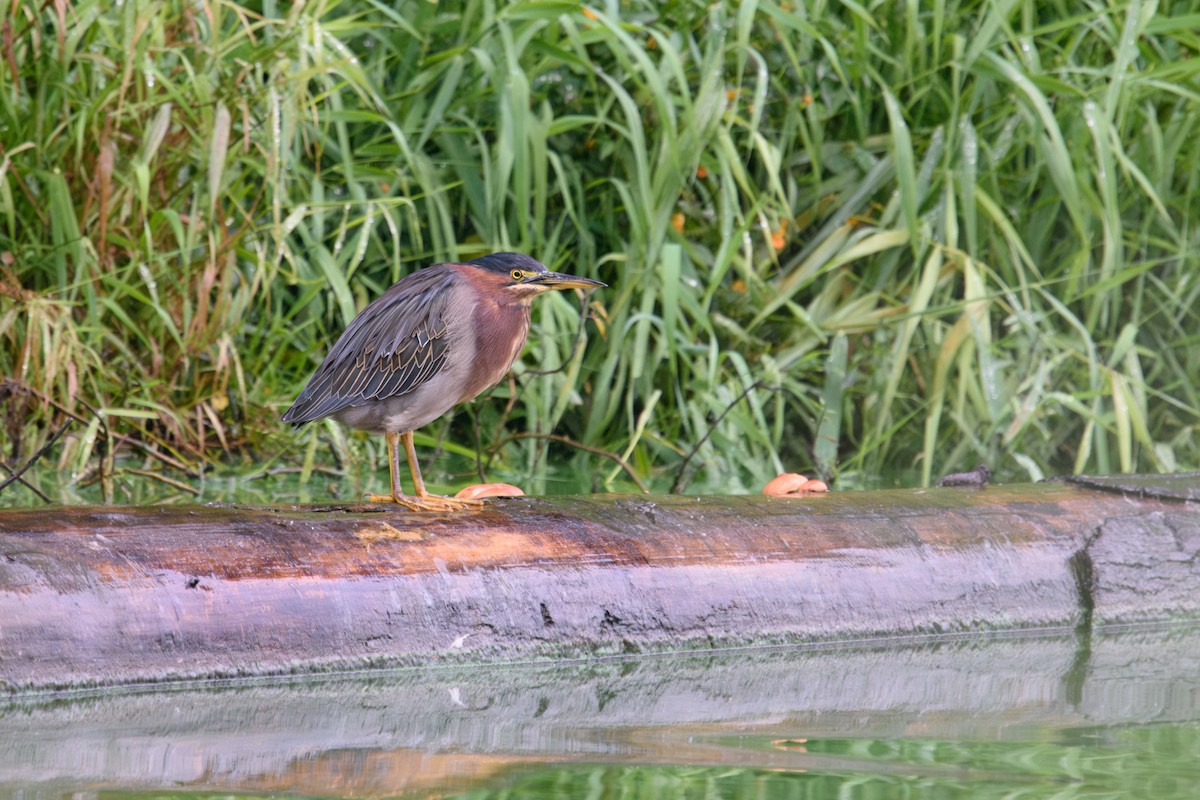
[366,431,483,511]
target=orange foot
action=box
[365,492,485,512]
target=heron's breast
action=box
[459,301,531,403]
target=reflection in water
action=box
[5,460,652,507]
[11,456,912,507]
[2,625,1199,798]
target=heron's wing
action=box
[281,266,458,425]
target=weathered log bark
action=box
[1,476,1198,693]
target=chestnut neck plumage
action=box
[458,285,533,404]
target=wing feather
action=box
[281,266,458,425]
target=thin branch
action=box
[120,468,202,496]
[1,377,113,496]
[671,381,782,494]
[524,290,597,377]
[490,432,649,494]
[0,460,53,503]
[0,419,73,497]
[109,432,199,476]
[472,373,520,483]
[242,464,344,481]
[520,292,602,478]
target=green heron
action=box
[282,252,604,511]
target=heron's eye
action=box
[510,269,524,281]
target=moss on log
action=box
[2,477,1198,693]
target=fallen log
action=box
[1,476,1198,693]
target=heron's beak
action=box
[532,271,607,290]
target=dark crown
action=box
[467,252,547,274]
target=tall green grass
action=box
[1,0,1198,501]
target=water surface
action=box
[3,624,1198,798]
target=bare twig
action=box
[488,432,649,494]
[1,377,113,498]
[109,432,199,476]
[0,419,73,497]
[472,373,520,482]
[242,464,344,481]
[523,292,603,478]
[671,381,782,494]
[524,290,597,377]
[120,468,202,496]
[0,460,53,503]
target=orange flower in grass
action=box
[770,218,789,251]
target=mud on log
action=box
[1,476,1199,693]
